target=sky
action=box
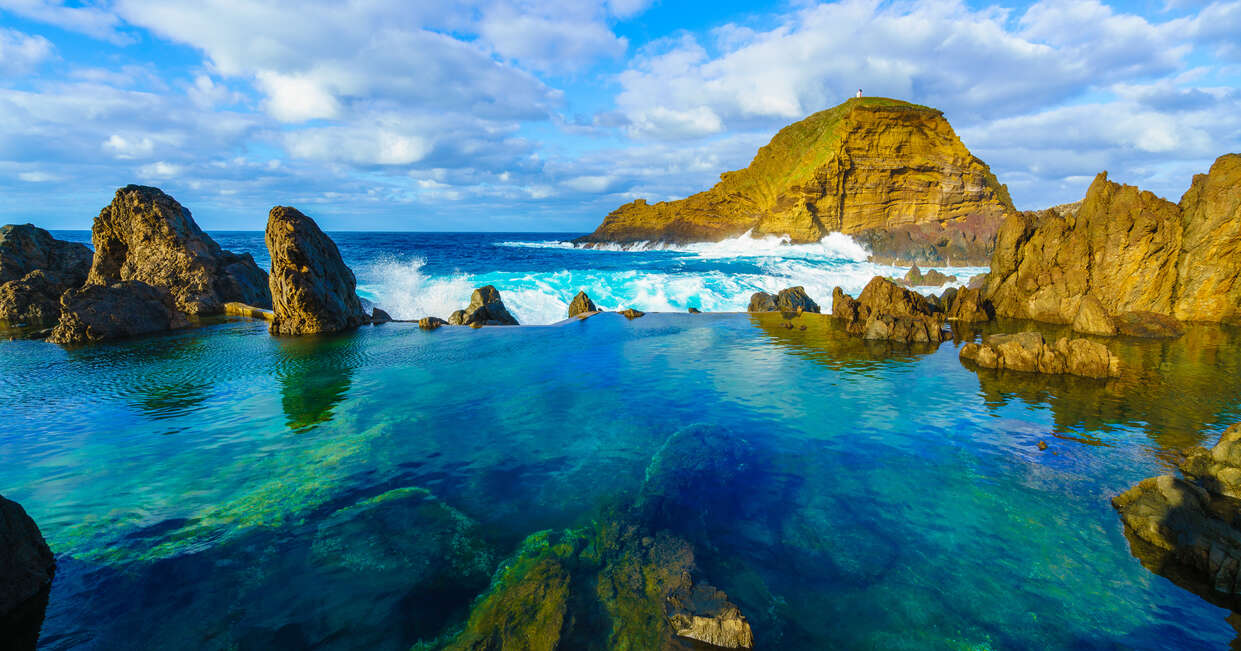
[0,0,1238,232]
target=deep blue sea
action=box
[4,232,1241,649]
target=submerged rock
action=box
[568,291,597,318]
[1114,311,1185,338]
[576,98,1013,265]
[831,277,946,343]
[438,520,753,651]
[87,185,270,315]
[266,206,370,336]
[0,224,92,326]
[453,285,518,326]
[1114,424,1241,605]
[48,281,188,344]
[0,494,55,647]
[959,331,1120,379]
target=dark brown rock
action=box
[48,281,188,344]
[266,206,369,336]
[831,277,947,343]
[1114,311,1185,338]
[748,291,777,312]
[959,331,1121,378]
[0,495,55,622]
[0,225,91,325]
[447,310,467,326]
[370,308,391,325]
[945,287,993,323]
[457,285,519,326]
[900,265,956,287]
[621,308,645,319]
[568,290,597,318]
[687,307,701,314]
[87,185,270,315]
[776,286,820,313]
[418,316,447,330]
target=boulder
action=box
[447,310,467,326]
[984,155,1241,326]
[87,185,270,315]
[454,285,519,326]
[48,281,188,344]
[687,307,701,314]
[747,291,777,312]
[370,308,391,325]
[568,291,597,318]
[621,308,645,319]
[0,224,92,325]
[1071,294,1116,336]
[831,277,947,343]
[266,206,370,336]
[418,316,447,330]
[1113,424,1241,601]
[775,286,820,313]
[945,287,993,323]
[959,331,1121,378]
[0,495,55,622]
[1114,311,1185,338]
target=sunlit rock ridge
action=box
[577,97,1015,266]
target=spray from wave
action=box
[361,233,986,326]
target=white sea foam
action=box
[359,236,986,326]
[498,230,870,261]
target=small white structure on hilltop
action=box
[856,88,863,98]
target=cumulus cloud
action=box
[0,27,53,76]
[0,0,132,44]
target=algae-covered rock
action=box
[439,519,753,651]
[577,98,1013,265]
[87,185,270,315]
[568,291,597,318]
[266,206,370,336]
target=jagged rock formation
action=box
[48,281,188,344]
[266,206,370,336]
[568,291,597,318]
[749,286,821,313]
[959,331,1120,379]
[0,225,92,325]
[447,286,519,326]
[0,494,56,646]
[944,287,994,323]
[86,185,270,315]
[984,154,1241,328]
[577,98,1014,265]
[438,520,753,651]
[831,277,946,343]
[900,265,956,287]
[1113,423,1241,602]
[418,316,447,330]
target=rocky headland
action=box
[983,154,1241,333]
[576,98,1014,266]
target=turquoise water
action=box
[4,311,1241,649]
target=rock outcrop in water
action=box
[748,287,821,313]
[568,291,597,318]
[266,206,370,336]
[944,287,994,323]
[900,265,956,287]
[959,331,1120,379]
[448,286,519,326]
[576,98,1014,265]
[1113,423,1241,606]
[831,277,946,343]
[0,494,56,648]
[0,225,92,326]
[984,154,1241,329]
[87,185,270,315]
[48,281,188,344]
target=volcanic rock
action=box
[1114,311,1185,338]
[370,308,391,325]
[901,265,957,287]
[0,495,55,622]
[621,308,645,319]
[748,292,777,312]
[453,285,519,326]
[775,286,820,313]
[0,225,92,325]
[1070,294,1116,336]
[266,206,370,336]
[576,98,1014,265]
[959,331,1121,379]
[568,290,597,318]
[48,281,188,344]
[945,287,993,323]
[86,185,270,315]
[831,277,947,343]
[984,154,1241,327]
[419,316,447,330]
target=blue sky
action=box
[0,0,1238,231]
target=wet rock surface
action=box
[831,277,946,343]
[0,494,55,649]
[48,281,188,344]
[87,185,270,315]
[960,331,1121,379]
[266,206,370,336]
[0,225,92,326]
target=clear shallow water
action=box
[4,312,1241,649]
[49,230,985,325]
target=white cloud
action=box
[102,133,155,159]
[17,170,59,182]
[0,0,132,44]
[138,160,183,178]
[0,28,53,76]
[479,2,628,73]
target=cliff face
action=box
[984,153,1241,326]
[577,98,1015,265]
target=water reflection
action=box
[749,312,941,370]
[275,335,360,431]
[964,320,1241,455]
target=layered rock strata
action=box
[831,276,947,343]
[577,98,1014,265]
[984,154,1241,328]
[266,206,370,336]
[959,331,1120,379]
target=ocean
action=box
[51,230,986,323]
[4,231,1240,649]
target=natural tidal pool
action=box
[4,313,1241,649]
